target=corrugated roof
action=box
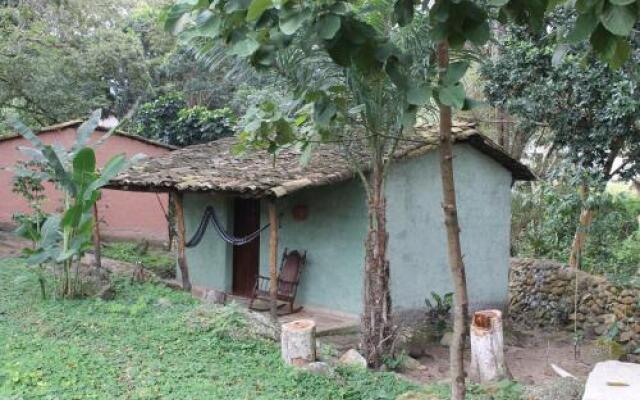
[0,119,177,150]
[107,121,534,198]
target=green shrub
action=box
[425,291,453,337]
[512,181,639,283]
[133,93,235,147]
[610,231,640,285]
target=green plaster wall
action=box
[386,144,512,311]
[182,144,512,316]
[258,181,368,315]
[179,193,234,291]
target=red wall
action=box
[0,127,170,243]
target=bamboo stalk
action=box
[174,191,192,291]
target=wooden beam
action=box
[92,203,102,270]
[268,198,279,322]
[173,192,192,292]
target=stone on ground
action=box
[339,349,367,368]
[96,283,115,300]
[203,289,227,305]
[525,377,584,400]
[238,308,280,340]
[303,361,332,376]
[582,360,640,400]
[400,355,426,372]
[395,391,439,400]
[439,332,452,346]
[155,297,172,308]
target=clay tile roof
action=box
[0,120,177,150]
[107,121,535,197]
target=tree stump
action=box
[281,319,316,367]
[131,262,147,283]
[469,309,510,383]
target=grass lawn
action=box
[0,258,414,399]
[0,258,524,399]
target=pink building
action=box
[0,121,175,243]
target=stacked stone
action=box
[509,258,640,361]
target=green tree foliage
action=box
[512,178,640,284]
[133,94,235,147]
[0,1,161,128]
[481,11,640,182]
[0,1,255,133]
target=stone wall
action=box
[509,258,640,359]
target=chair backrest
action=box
[278,250,305,295]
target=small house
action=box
[0,120,175,243]
[108,121,534,316]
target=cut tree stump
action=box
[469,309,510,383]
[281,319,316,367]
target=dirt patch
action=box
[402,329,600,384]
[0,229,32,258]
[1,228,155,274]
[321,327,604,388]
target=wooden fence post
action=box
[174,191,192,292]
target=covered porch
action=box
[197,291,360,336]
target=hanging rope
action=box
[186,206,270,248]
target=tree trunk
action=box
[470,310,509,383]
[438,41,469,400]
[281,319,316,367]
[173,191,192,291]
[268,199,279,322]
[93,203,102,270]
[569,185,593,269]
[361,154,392,369]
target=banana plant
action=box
[9,111,141,298]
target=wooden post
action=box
[470,310,509,383]
[268,198,279,322]
[92,203,102,270]
[167,193,175,252]
[174,191,192,292]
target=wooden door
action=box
[232,198,260,297]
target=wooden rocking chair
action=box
[249,248,307,315]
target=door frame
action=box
[231,198,261,297]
